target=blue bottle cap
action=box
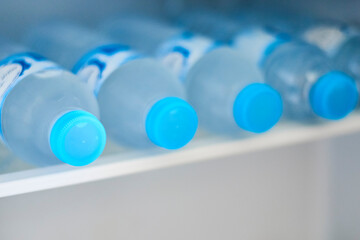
[310,71,358,120]
[146,97,198,149]
[233,83,283,133]
[50,110,106,166]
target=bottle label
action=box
[73,44,141,96]
[302,24,358,57]
[157,31,220,82]
[232,26,291,68]
[0,52,60,141]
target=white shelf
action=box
[1,112,360,198]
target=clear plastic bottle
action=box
[0,37,106,166]
[239,13,360,88]
[298,22,360,81]
[263,41,358,120]
[25,22,198,149]
[234,28,359,121]
[176,11,359,121]
[101,16,283,134]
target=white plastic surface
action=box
[1,113,360,198]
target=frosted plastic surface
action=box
[185,47,264,135]
[25,22,186,148]
[102,16,279,135]
[2,70,99,166]
[263,42,331,120]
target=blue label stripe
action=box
[73,43,141,96]
[0,52,47,68]
[172,46,190,58]
[73,44,130,73]
[158,31,220,83]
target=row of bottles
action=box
[0,8,359,167]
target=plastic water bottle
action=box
[25,22,198,149]
[297,22,360,81]
[101,16,283,134]
[239,11,360,86]
[0,37,106,166]
[177,11,359,120]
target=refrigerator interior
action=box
[0,0,360,239]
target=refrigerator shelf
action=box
[1,112,360,198]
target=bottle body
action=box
[0,46,106,166]
[2,69,101,166]
[233,26,358,120]
[0,35,107,166]
[300,23,354,57]
[186,47,282,134]
[176,10,359,120]
[263,42,330,120]
[25,22,198,149]
[300,24,360,82]
[102,17,283,134]
[98,58,189,148]
[101,16,220,81]
[335,36,360,81]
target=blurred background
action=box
[1,0,360,40]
